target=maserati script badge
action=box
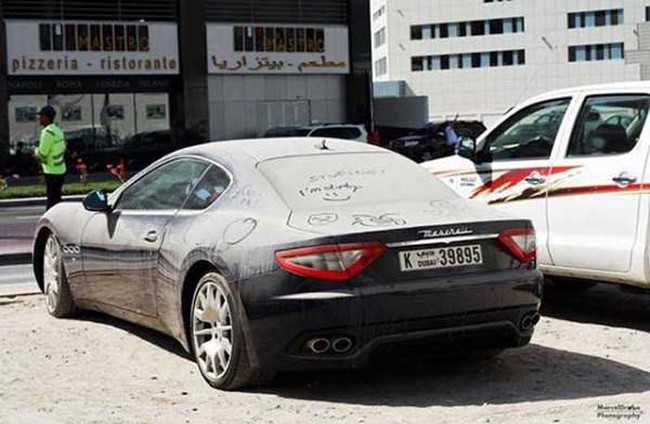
[418,227,474,238]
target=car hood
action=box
[287,198,514,235]
[420,154,473,174]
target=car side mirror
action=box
[456,136,477,161]
[83,189,111,212]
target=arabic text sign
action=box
[6,20,179,75]
[207,24,350,74]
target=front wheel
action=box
[190,272,256,390]
[42,234,77,318]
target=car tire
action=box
[190,272,256,390]
[43,234,77,318]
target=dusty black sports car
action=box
[33,138,542,390]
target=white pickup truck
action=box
[422,82,650,289]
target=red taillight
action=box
[275,242,386,282]
[498,228,536,263]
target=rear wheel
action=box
[190,272,255,390]
[43,234,77,318]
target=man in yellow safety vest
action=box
[34,105,67,210]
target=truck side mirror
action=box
[456,136,476,161]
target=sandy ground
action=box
[1,283,649,424]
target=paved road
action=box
[0,205,43,235]
[0,205,43,239]
[0,264,39,296]
[0,205,43,257]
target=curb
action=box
[0,195,85,208]
[0,253,32,266]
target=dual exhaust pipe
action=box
[520,312,541,331]
[306,337,353,354]
[306,313,540,355]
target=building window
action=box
[439,23,449,38]
[411,56,424,72]
[372,5,386,21]
[412,49,525,72]
[374,57,387,76]
[412,17,524,41]
[568,9,623,29]
[568,43,625,62]
[489,19,504,34]
[646,7,650,22]
[374,27,386,48]
[411,25,423,40]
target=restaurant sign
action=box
[207,24,349,74]
[6,20,179,75]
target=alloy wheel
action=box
[43,235,60,314]
[192,281,234,382]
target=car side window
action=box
[117,159,209,211]
[481,98,571,161]
[183,165,232,210]
[567,94,650,157]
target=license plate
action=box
[404,140,419,147]
[399,245,483,272]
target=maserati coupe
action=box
[33,138,542,389]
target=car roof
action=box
[527,81,650,103]
[300,123,363,129]
[176,137,380,164]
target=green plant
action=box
[0,181,123,200]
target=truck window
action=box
[481,98,571,161]
[567,94,650,157]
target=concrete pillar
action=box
[0,3,10,159]
[176,0,210,144]
[346,0,373,131]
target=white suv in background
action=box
[264,123,368,142]
[422,82,650,289]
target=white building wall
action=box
[373,0,650,126]
[208,74,346,140]
[371,0,391,80]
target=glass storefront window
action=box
[8,92,171,176]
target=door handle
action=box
[612,173,637,187]
[525,172,546,185]
[144,230,159,243]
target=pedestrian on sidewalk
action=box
[35,105,67,210]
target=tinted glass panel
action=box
[118,159,208,210]
[567,95,650,157]
[310,127,361,139]
[483,98,571,161]
[183,165,232,210]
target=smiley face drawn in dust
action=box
[307,213,339,226]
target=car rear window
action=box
[258,152,455,210]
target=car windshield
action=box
[264,127,311,137]
[258,152,456,210]
[292,128,312,136]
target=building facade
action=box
[371,0,650,126]
[0,0,371,174]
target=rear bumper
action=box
[242,269,542,373]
